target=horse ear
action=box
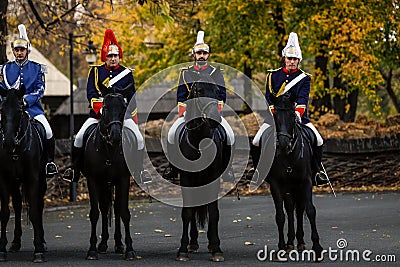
[18,84,26,98]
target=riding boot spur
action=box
[44,137,58,177]
[248,142,261,182]
[313,145,329,186]
[63,146,84,183]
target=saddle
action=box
[83,123,98,147]
[31,118,46,151]
[299,123,317,157]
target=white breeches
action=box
[74,117,144,150]
[168,116,235,145]
[252,122,324,147]
[34,114,53,139]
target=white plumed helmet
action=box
[12,24,32,53]
[282,32,302,61]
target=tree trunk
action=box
[243,50,252,113]
[333,65,358,122]
[311,48,332,118]
[0,0,8,64]
[384,68,400,113]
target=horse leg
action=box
[270,182,286,252]
[97,188,110,254]
[26,181,46,263]
[294,192,306,252]
[9,188,22,253]
[87,181,100,260]
[0,191,11,261]
[207,201,224,262]
[188,216,199,253]
[176,207,192,261]
[304,182,323,261]
[115,179,135,261]
[283,192,295,252]
[113,211,123,254]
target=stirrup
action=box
[46,162,58,176]
[139,170,152,184]
[62,168,74,183]
[162,167,178,181]
[314,171,329,186]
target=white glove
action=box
[295,111,301,121]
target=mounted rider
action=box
[63,29,149,183]
[251,32,329,186]
[0,24,58,177]
[163,30,235,181]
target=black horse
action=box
[174,71,229,262]
[0,87,47,262]
[266,93,323,261]
[81,87,135,260]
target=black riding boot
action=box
[162,142,179,181]
[222,144,235,182]
[248,142,261,181]
[134,149,152,184]
[63,146,83,183]
[313,145,329,186]
[44,137,58,177]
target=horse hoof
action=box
[32,252,46,263]
[313,244,324,262]
[188,244,199,253]
[285,244,294,252]
[97,243,108,254]
[125,250,137,261]
[210,252,224,262]
[86,250,98,260]
[115,245,124,254]
[297,243,306,252]
[176,252,190,261]
[8,242,21,253]
[0,252,7,262]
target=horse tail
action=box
[195,205,208,229]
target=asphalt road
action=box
[4,192,400,266]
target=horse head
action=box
[0,85,26,152]
[270,93,297,155]
[98,83,130,146]
[185,71,221,130]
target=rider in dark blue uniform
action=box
[63,29,148,183]
[163,31,235,181]
[252,32,329,186]
[0,24,58,177]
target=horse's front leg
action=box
[26,179,46,263]
[9,187,22,253]
[207,201,224,262]
[304,181,323,261]
[188,216,199,252]
[270,183,286,252]
[114,177,135,261]
[97,187,111,254]
[176,207,192,261]
[86,179,100,260]
[283,192,295,251]
[294,192,306,252]
[0,190,11,261]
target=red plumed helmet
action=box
[101,29,123,62]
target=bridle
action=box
[274,105,298,155]
[98,93,126,146]
[185,80,219,131]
